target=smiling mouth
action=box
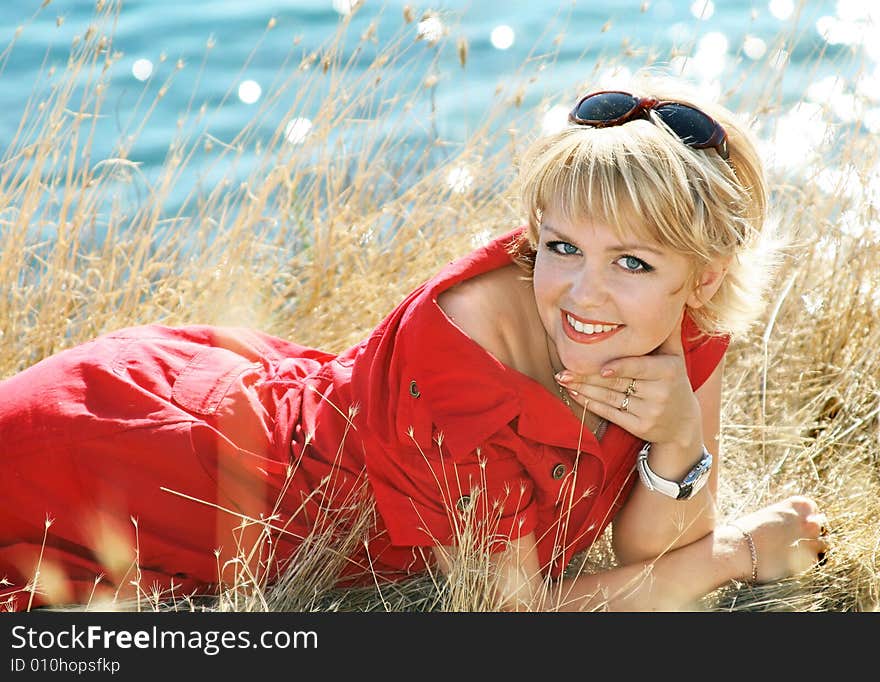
[561,310,623,343]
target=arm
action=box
[432,493,827,611]
[437,530,740,611]
[611,356,724,564]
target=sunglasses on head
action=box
[568,90,729,161]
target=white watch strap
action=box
[636,443,681,497]
[636,442,712,500]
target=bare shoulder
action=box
[436,264,532,366]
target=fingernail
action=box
[555,372,571,383]
[600,368,614,377]
[568,389,579,397]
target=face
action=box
[533,204,707,376]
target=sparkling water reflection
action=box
[0,0,873,219]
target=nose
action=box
[567,261,609,308]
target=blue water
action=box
[0,0,860,217]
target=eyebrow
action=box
[541,224,665,255]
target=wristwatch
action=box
[636,442,713,500]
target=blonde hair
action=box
[511,70,783,339]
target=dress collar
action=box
[405,227,625,461]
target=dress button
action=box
[551,463,566,480]
[409,380,420,398]
[456,495,471,512]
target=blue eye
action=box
[546,240,580,256]
[616,255,653,273]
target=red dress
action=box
[0,227,728,610]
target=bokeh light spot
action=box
[238,80,262,104]
[490,25,515,50]
[284,117,313,144]
[132,58,153,81]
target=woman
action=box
[0,72,828,611]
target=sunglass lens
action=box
[654,103,717,146]
[573,92,639,123]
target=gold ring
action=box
[620,395,630,412]
[625,379,637,396]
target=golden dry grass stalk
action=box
[2,0,878,611]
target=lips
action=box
[560,309,624,344]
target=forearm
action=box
[612,440,718,562]
[552,524,747,612]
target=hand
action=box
[724,495,830,584]
[555,309,702,448]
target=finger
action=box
[580,394,641,432]
[816,537,831,567]
[654,307,687,357]
[596,355,673,382]
[798,536,831,557]
[808,513,828,538]
[558,372,642,395]
[609,374,639,395]
[570,383,644,415]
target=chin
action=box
[558,351,607,376]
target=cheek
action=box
[622,288,686,344]
[531,260,559,308]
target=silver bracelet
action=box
[729,523,758,584]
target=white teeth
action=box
[567,314,619,335]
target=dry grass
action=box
[2,1,879,612]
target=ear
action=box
[686,257,729,309]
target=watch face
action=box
[638,445,712,500]
[678,452,712,499]
[682,463,709,486]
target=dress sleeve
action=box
[682,314,730,392]
[353,251,539,553]
[365,426,538,552]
